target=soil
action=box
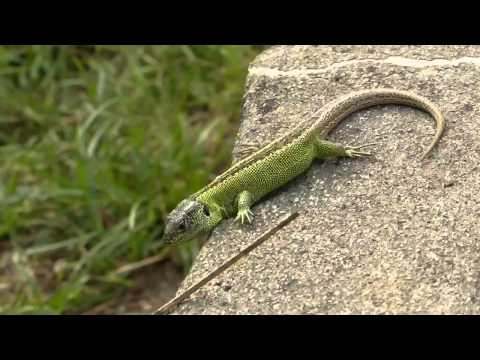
[83,261,184,315]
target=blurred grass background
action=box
[0,45,265,314]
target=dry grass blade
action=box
[114,251,169,276]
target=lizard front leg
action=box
[314,136,375,159]
[234,190,254,224]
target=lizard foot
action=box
[235,209,254,224]
[345,143,376,158]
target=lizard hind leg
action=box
[234,190,254,224]
[313,136,375,159]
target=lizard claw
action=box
[345,143,376,158]
[235,209,254,224]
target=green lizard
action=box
[162,89,445,244]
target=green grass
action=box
[0,45,264,314]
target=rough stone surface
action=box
[173,45,480,314]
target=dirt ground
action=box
[83,261,184,315]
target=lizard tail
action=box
[315,89,446,160]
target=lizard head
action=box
[162,199,213,245]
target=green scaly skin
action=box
[163,89,445,244]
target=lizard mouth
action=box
[162,226,178,245]
[160,234,173,245]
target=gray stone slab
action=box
[173,45,480,314]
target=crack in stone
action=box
[249,56,480,78]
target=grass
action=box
[0,45,264,314]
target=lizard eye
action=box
[202,205,210,217]
[178,222,186,231]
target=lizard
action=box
[162,88,445,245]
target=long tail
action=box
[313,89,446,160]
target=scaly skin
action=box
[163,89,445,244]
